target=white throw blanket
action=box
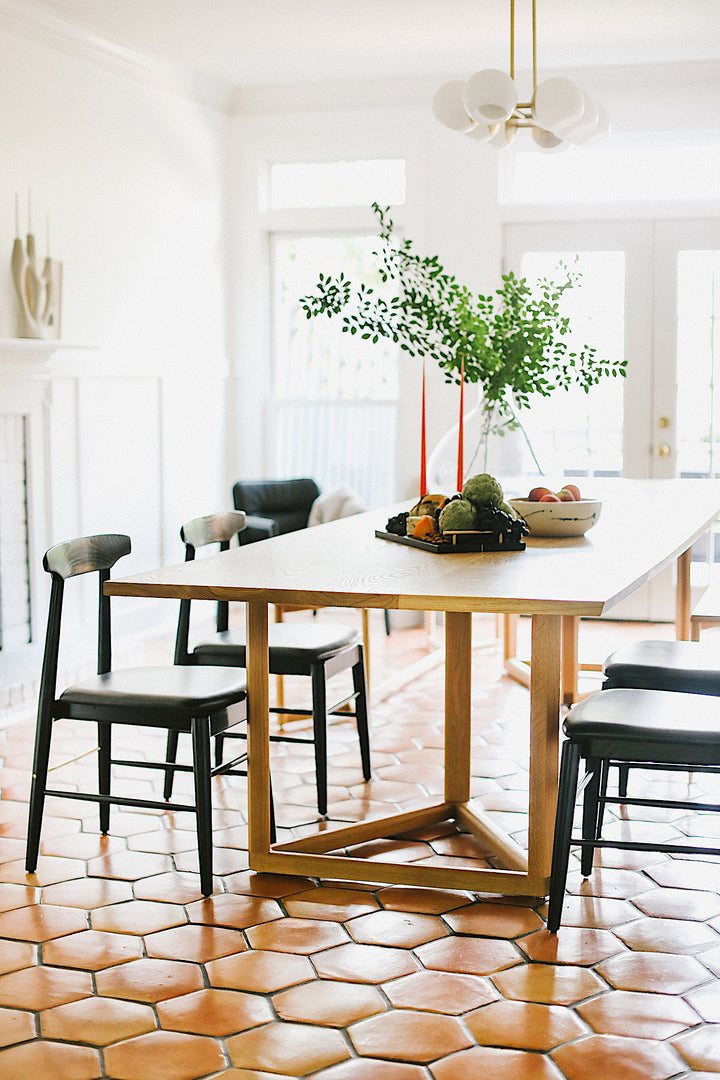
[308,486,367,526]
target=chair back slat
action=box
[44,534,131,579]
[180,511,246,550]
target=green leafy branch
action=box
[300,203,626,434]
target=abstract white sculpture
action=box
[11,193,62,339]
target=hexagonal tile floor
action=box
[1,613,719,1079]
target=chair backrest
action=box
[180,510,247,552]
[175,512,246,663]
[232,479,320,537]
[39,534,131,719]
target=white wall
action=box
[227,97,502,501]
[0,15,230,592]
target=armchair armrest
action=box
[241,515,279,544]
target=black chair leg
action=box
[164,730,180,800]
[547,739,581,933]
[310,663,329,816]
[580,756,601,877]
[191,716,213,896]
[352,653,372,782]
[98,722,112,833]
[214,733,225,769]
[26,710,53,873]
[618,762,630,797]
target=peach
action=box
[562,484,581,500]
[540,493,562,502]
[556,489,575,502]
[528,487,552,502]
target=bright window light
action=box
[270,158,406,209]
[500,133,720,205]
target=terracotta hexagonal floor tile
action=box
[245,916,348,954]
[0,855,86,887]
[595,950,710,993]
[96,958,203,1003]
[383,969,498,1014]
[0,939,34,977]
[631,887,720,921]
[313,942,419,983]
[185,893,283,929]
[644,859,720,892]
[443,901,544,938]
[312,1060,428,1080]
[463,998,586,1050]
[576,988,698,1040]
[551,1032,687,1080]
[103,1029,225,1080]
[0,903,87,942]
[431,1044,565,1080]
[375,885,472,915]
[686,982,720,1023]
[145,924,246,963]
[126,828,198,854]
[40,995,156,1044]
[673,1024,720,1072]
[91,899,187,936]
[0,883,38,914]
[283,887,380,922]
[40,830,125,863]
[86,850,174,881]
[156,987,273,1035]
[227,1020,350,1074]
[273,979,385,1026]
[40,877,133,909]
[349,1009,473,1062]
[415,934,521,975]
[0,1005,35,1047]
[491,962,607,1005]
[565,867,648,900]
[613,915,720,954]
[223,871,315,898]
[132,872,211,904]
[206,949,314,992]
[0,964,92,1009]
[549,894,639,929]
[519,927,625,966]
[0,1039,100,1080]
[345,909,447,948]
[43,929,143,970]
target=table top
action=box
[106,478,720,617]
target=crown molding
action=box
[0,0,234,112]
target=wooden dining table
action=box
[106,478,720,898]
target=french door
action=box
[505,218,720,618]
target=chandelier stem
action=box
[531,0,537,92]
[509,0,515,79]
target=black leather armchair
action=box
[232,478,320,544]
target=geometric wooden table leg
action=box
[676,546,692,641]
[527,613,562,888]
[561,614,579,706]
[247,600,272,867]
[444,610,472,805]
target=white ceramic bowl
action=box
[509,498,602,538]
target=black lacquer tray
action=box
[375,529,526,554]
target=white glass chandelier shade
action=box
[465,119,500,142]
[532,126,566,152]
[463,68,518,123]
[567,91,600,144]
[432,80,476,132]
[531,77,584,136]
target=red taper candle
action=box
[420,363,427,497]
[457,355,465,493]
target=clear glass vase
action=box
[426,386,539,493]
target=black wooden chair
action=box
[547,686,720,931]
[166,510,371,817]
[25,533,250,896]
[602,637,720,797]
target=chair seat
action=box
[193,623,361,666]
[567,686,720,749]
[603,639,720,695]
[59,665,247,716]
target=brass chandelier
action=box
[432,0,609,150]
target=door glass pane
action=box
[676,250,720,478]
[516,251,626,478]
[272,235,398,507]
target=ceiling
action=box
[20,0,720,94]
